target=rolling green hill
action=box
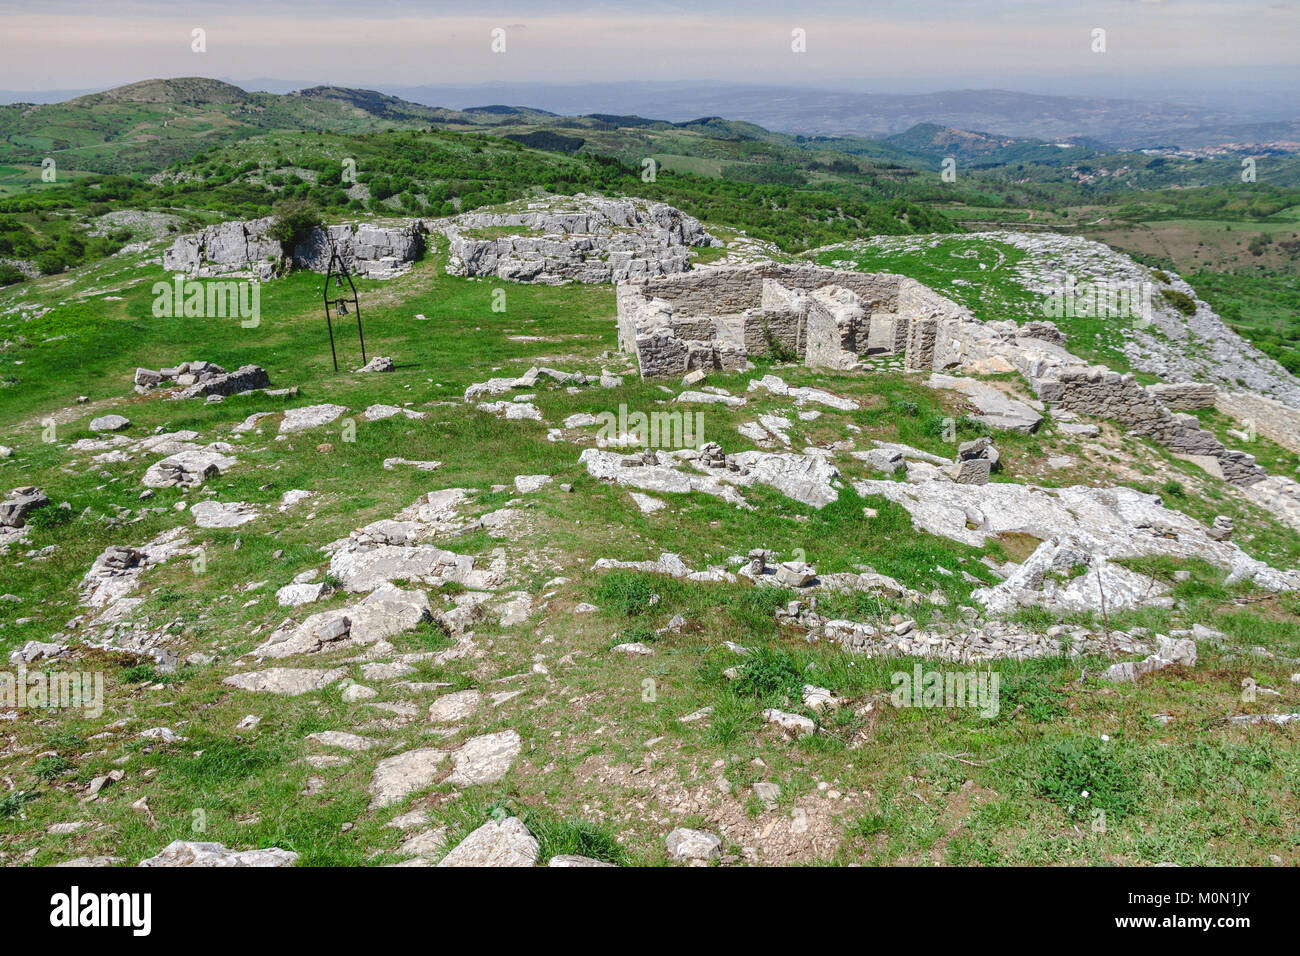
[0,79,459,175]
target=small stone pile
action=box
[0,487,50,528]
[745,549,817,587]
[149,456,222,489]
[948,437,998,485]
[134,361,270,400]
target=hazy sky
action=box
[2,0,1297,95]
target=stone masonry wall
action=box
[1037,367,1265,485]
[905,317,940,371]
[804,286,866,370]
[742,309,804,359]
[618,262,909,378]
[617,261,1267,487]
[1215,391,1300,457]
[1148,382,1218,411]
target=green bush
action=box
[23,504,71,531]
[31,754,76,781]
[592,571,680,617]
[999,676,1066,722]
[1160,288,1197,317]
[266,198,322,246]
[731,646,804,704]
[34,250,66,275]
[0,791,38,818]
[522,814,628,865]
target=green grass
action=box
[2,216,1299,869]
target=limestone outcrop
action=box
[163,219,424,280]
[441,195,717,285]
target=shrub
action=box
[34,250,66,275]
[592,572,679,617]
[999,676,1066,722]
[523,814,628,865]
[121,663,164,684]
[731,646,804,704]
[0,791,37,818]
[31,754,76,781]
[761,324,796,362]
[23,504,71,531]
[1160,288,1197,317]
[266,198,322,246]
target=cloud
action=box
[0,3,1295,91]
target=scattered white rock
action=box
[437,817,538,867]
[279,404,348,434]
[139,841,298,867]
[762,708,816,738]
[665,827,722,863]
[514,474,552,494]
[222,667,347,696]
[89,414,130,433]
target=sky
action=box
[1,0,1297,98]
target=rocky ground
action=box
[818,231,1300,407]
[1,200,1299,867]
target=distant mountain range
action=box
[0,79,500,174]
[369,81,1300,149]
[3,78,1296,193]
[4,79,1297,151]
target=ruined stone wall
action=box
[804,286,865,370]
[888,314,911,355]
[1148,382,1218,411]
[902,310,1266,486]
[1215,391,1300,456]
[895,277,969,322]
[742,309,804,359]
[620,260,1269,488]
[905,318,940,371]
[619,263,909,377]
[622,263,901,317]
[1037,367,1265,484]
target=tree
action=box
[267,198,322,246]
